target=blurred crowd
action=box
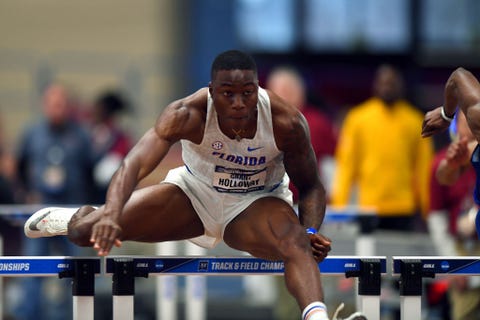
[1,62,480,320]
[265,64,480,320]
[1,83,134,320]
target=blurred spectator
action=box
[427,111,480,320]
[331,64,434,231]
[0,116,22,320]
[331,64,434,320]
[89,89,133,203]
[266,66,338,201]
[0,148,18,254]
[0,137,18,254]
[14,83,94,320]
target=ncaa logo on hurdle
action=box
[155,260,164,270]
[441,260,450,271]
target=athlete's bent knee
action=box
[277,225,310,259]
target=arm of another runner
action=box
[436,137,472,185]
[91,89,207,255]
[422,68,480,141]
[270,93,331,262]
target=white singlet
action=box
[163,87,293,248]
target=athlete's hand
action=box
[90,216,123,256]
[308,232,331,262]
[422,106,451,137]
[445,137,470,168]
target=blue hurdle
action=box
[0,205,379,319]
[0,256,101,320]
[393,256,480,320]
[105,255,387,320]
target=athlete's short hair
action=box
[211,50,257,79]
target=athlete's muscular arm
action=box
[423,68,480,141]
[269,92,331,261]
[91,88,207,255]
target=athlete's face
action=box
[209,69,259,128]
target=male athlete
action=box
[422,67,480,240]
[25,50,366,320]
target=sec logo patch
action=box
[212,141,223,150]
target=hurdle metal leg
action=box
[111,258,149,320]
[111,258,135,320]
[59,258,98,320]
[346,258,382,320]
[156,241,179,320]
[396,259,435,320]
[185,242,207,320]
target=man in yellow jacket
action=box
[331,64,434,230]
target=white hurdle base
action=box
[156,241,178,320]
[113,296,134,320]
[359,295,380,320]
[185,242,207,320]
[73,296,94,320]
[400,296,421,320]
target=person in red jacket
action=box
[89,90,133,203]
[266,66,338,202]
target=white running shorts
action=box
[162,166,294,248]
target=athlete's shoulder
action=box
[156,88,208,142]
[264,89,308,150]
[177,87,209,112]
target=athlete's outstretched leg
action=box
[223,197,366,320]
[224,198,327,319]
[25,183,205,250]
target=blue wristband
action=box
[306,227,318,235]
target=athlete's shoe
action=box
[332,303,367,320]
[24,207,77,238]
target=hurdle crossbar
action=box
[0,256,101,320]
[105,255,386,320]
[393,256,480,320]
[105,255,386,276]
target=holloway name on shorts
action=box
[213,165,267,193]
